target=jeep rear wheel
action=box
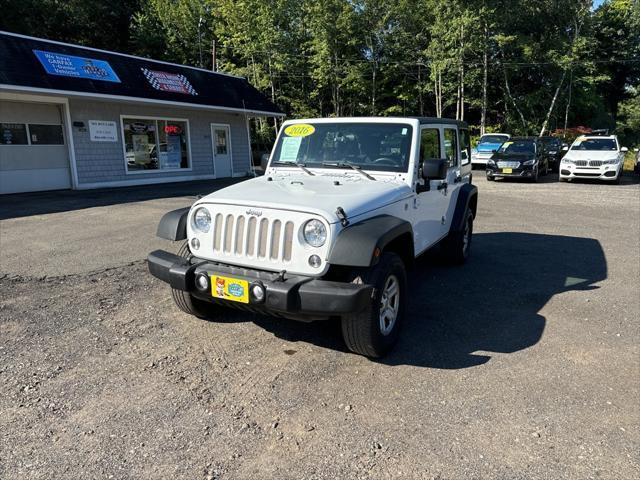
[341,252,406,358]
[171,242,219,319]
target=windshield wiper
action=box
[322,161,376,181]
[271,161,315,176]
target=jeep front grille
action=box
[589,160,603,167]
[575,160,588,167]
[212,213,294,263]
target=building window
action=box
[122,117,189,172]
[214,128,228,155]
[29,124,64,145]
[1,123,65,146]
[1,123,29,145]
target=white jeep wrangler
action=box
[148,117,478,357]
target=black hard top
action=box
[414,117,468,128]
[0,31,282,115]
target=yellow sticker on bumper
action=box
[211,275,249,304]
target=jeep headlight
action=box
[303,219,327,247]
[192,207,211,233]
[603,158,619,165]
[523,159,537,166]
[562,157,575,164]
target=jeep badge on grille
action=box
[246,209,263,217]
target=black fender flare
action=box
[449,183,478,234]
[328,215,414,267]
[156,207,190,241]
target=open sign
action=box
[164,125,182,135]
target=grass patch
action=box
[623,151,637,172]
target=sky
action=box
[593,0,605,8]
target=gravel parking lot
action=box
[1,174,639,479]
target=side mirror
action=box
[634,148,639,152]
[260,153,270,170]
[491,149,498,153]
[620,147,628,153]
[562,146,569,151]
[422,158,447,180]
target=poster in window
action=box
[132,134,150,167]
[164,134,182,169]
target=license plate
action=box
[211,275,249,304]
[502,168,513,174]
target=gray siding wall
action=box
[68,99,251,186]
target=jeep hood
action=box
[197,173,413,224]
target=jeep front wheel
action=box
[341,252,406,358]
[171,242,219,319]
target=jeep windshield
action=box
[270,122,413,173]
[571,138,617,151]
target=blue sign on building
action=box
[33,50,121,83]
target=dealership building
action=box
[0,31,282,194]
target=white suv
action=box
[148,117,478,357]
[559,135,628,183]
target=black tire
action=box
[341,252,407,358]
[171,242,218,319]
[442,209,473,265]
[486,174,495,181]
[531,167,539,183]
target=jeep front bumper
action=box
[148,250,372,320]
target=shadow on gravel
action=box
[0,178,244,221]
[383,232,607,369]
[255,232,607,368]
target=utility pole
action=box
[212,39,216,72]
[197,16,204,68]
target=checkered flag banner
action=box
[141,68,198,96]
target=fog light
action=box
[251,283,265,303]
[191,238,200,250]
[308,254,322,268]
[195,273,209,292]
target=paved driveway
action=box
[0,174,638,479]
[0,179,239,277]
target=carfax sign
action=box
[33,50,121,83]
